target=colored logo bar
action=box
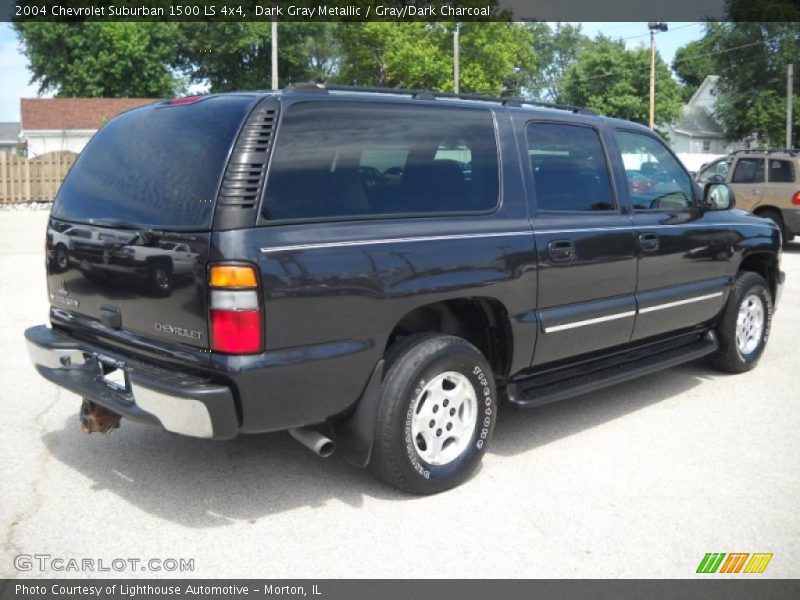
[696,553,773,574]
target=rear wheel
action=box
[709,271,772,373]
[148,262,172,296]
[370,334,497,494]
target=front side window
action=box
[768,159,796,183]
[732,158,765,183]
[614,130,694,211]
[697,158,730,184]
[262,102,499,220]
[526,122,615,211]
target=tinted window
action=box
[697,158,730,184]
[614,130,694,210]
[53,96,255,230]
[526,122,614,211]
[732,158,765,183]
[262,102,499,220]
[768,159,795,183]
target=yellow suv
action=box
[697,149,800,245]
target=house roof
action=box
[20,98,157,131]
[0,122,20,142]
[673,105,725,138]
[687,75,720,108]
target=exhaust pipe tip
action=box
[289,427,336,458]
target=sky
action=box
[0,21,705,123]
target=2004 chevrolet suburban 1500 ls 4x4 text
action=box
[26,85,785,494]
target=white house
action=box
[20,97,156,157]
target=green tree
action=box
[173,22,340,92]
[529,22,589,102]
[560,36,683,128]
[335,23,449,89]
[672,38,717,101]
[335,22,536,95]
[14,22,183,97]
[701,21,799,146]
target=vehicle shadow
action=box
[41,360,715,528]
[491,360,713,456]
[781,241,800,253]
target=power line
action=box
[557,38,768,87]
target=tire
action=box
[709,271,773,373]
[148,263,172,296]
[53,245,69,272]
[759,209,792,245]
[370,334,497,495]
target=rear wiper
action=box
[86,218,160,233]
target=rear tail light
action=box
[208,264,263,354]
[792,191,800,206]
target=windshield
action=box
[52,95,257,230]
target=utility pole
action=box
[787,63,794,149]
[271,18,278,90]
[648,22,668,130]
[453,23,461,94]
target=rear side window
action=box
[768,159,796,183]
[53,96,256,230]
[732,158,765,183]
[261,102,499,220]
[526,122,614,211]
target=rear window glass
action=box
[261,101,499,220]
[52,96,255,230]
[526,122,615,211]
[768,159,796,183]
[732,158,765,184]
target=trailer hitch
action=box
[80,399,121,434]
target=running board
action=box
[507,331,718,409]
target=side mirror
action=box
[703,183,735,211]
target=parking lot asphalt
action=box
[1,210,798,579]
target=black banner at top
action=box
[2,0,798,23]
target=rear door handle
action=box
[547,239,576,262]
[638,232,659,252]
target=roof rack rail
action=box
[731,148,798,157]
[283,82,597,115]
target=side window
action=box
[262,102,499,220]
[697,158,730,184]
[731,158,765,183]
[768,159,796,183]
[614,130,694,211]
[526,122,615,211]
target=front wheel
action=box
[709,271,773,373]
[370,334,497,495]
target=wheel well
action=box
[739,252,779,300]
[147,257,173,272]
[752,205,782,221]
[386,298,513,382]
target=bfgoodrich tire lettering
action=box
[370,334,497,494]
[710,271,773,373]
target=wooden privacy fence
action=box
[0,150,78,204]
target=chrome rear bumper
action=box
[25,325,238,440]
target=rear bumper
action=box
[25,325,239,440]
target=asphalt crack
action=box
[1,390,62,577]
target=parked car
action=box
[696,149,800,245]
[26,86,784,494]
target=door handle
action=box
[638,232,659,252]
[547,239,576,262]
